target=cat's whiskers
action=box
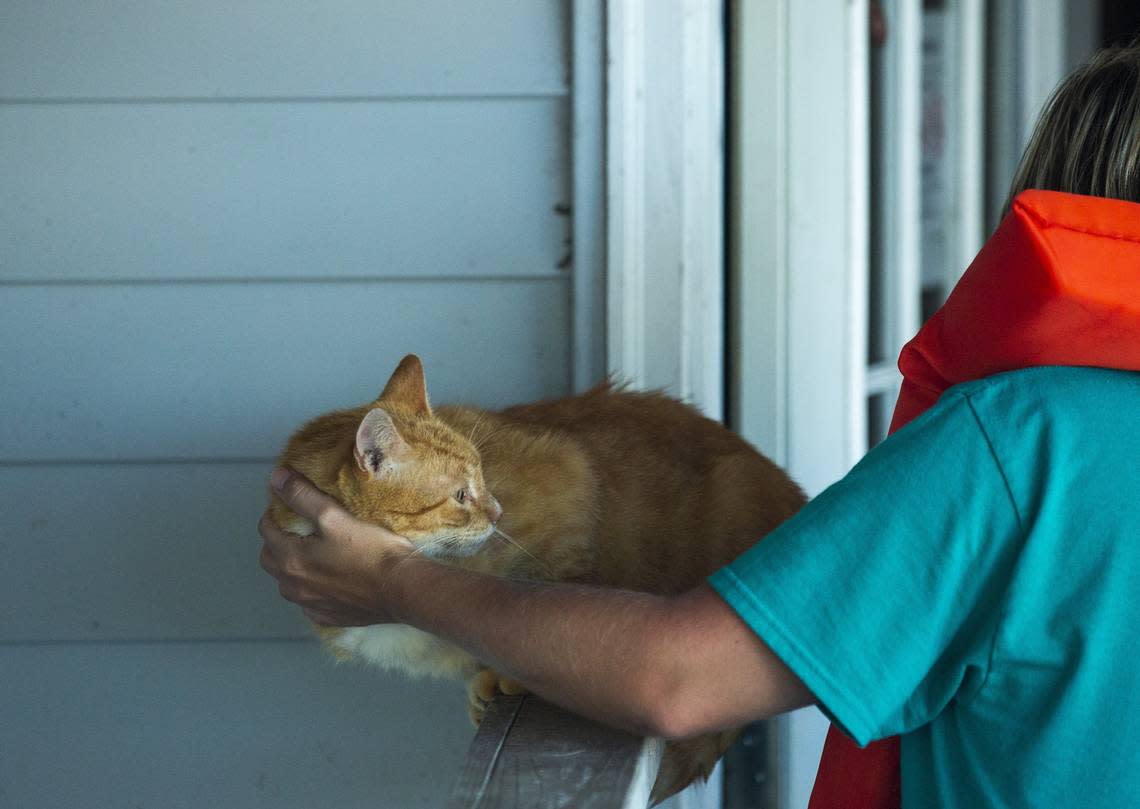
[404,531,495,561]
[466,412,487,444]
[392,541,435,573]
[492,527,550,574]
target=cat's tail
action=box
[650,727,741,805]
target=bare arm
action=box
[259,469,815,738]
[385,557,814,737]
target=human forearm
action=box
[388,555,677,737]
[386,558,815,738]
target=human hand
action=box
[258,468,414,627]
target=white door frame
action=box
[583,0,1067,805]
[731,0,869,497]
[731,1,1068,805]
[603,0,862,803]
[597,3,727,804]
[730,0,868,806]
[603,0,726,422]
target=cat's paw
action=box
[466,668,528,726]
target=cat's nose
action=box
[486,497,503,525]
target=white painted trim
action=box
[571,0,608,393]
[781,0,870,797]
[679,0,726,421]
[729,0,788,463]
[846,0,870,462]
[605,0,725,421]
[866,0,919,428]
[621,737,665,809]
[866,362,903,396]
[605,3,726,805]
[957,0,986,270]
[894,0,922,359]
[605,0,647,390]
[784,0,867,493]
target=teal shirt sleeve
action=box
[709,390,1023,746]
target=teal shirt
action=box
[709,366,1140,808]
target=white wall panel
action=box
[1,464,305,641]
[0,0,568,99]
[0,641,474,809]
[1,3,586,807]
[1,101,569,282]
[0,280,570,461]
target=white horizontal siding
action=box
[0,100,569,282]
[1,463,304,641]
[0,641,473,809]
[0,0,568,99]
[1,3,582,807]
[0,281,570,461]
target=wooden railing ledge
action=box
[444,694,664,809]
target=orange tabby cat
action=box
[270,354,805,803]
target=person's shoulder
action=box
[947,365,1137,404]
[945,366,1139,434]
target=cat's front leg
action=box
[465,668,529,725]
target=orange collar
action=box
[892,190,1140,431]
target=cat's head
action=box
[282,355,503,559]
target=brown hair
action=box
[1005,41,1140,215]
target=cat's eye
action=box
[455,488,467,504]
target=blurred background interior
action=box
[2,2,1137,808]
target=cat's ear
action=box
[354,408,408,477]
[378,354,432,415]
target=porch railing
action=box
[444,694,663,809]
